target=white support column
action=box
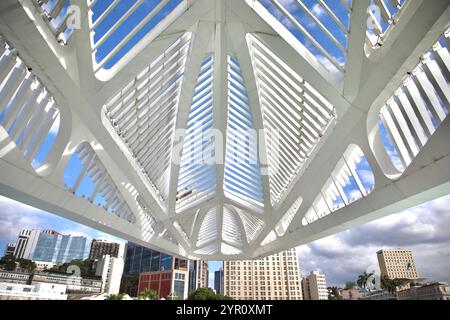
[227,22,273,215]
[343,0,371,100]
[166,21,213,218]
[212,0,228,254]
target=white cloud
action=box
[0,196,126,246]
[311,4,325,18]
[297,194,450,286]
[0,196,50,241]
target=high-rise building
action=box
[32,233,91,264]
[122,242,189,298]
[377,249,419,280]
[89,239,122,260]
[138,261,189,299]
[188,260,209,293]
[13,229,60,260]
[95,243,125,295]
[13,229,40,259]
[214,268,223,295]
[301,270,328,300]
[223,248,302,300]
[4,243,16,256]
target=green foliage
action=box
[51,259,95,276]
[166,293,181,300]
[106,293,125,300]
[380,275,408,294]
[0,254,17,271]
[120,274,139,297]
[138,288,159,300]
[0,255,36,272]
[188,288,233,300]
[17,258,36,272]
[356,272,374,289]
[328,287,343,300]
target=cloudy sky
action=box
[296,194,450,287]
[0,195,126,252]
[2,193,450,289]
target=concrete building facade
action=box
[398,282,450,300]
[13,229,41,260]
[377,249,419,280]
[0,282,67,300]
[95,243,125,295]
[138,259,189,299]
[4,243,15,256]
[302,270,328,300]
[89,240,122,260]
[188,260,209,293]
[340,288,363,300]
[223,248,302,300]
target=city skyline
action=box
[2,194,450,288]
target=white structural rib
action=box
[367,0,409,46]
[301,144,375,226]
[245,0,351,73]
[31,0,74,44]
[224,55,264,213]
[67,142,136,224]
[88,0,194,73]
[176,55,217,213]
[104,33,192,206]
[378,29,449,171]
[0,37,60,169]
[247,33,336,205]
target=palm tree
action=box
[166,292,181,300]
[357,272,374,289]
[138,288,159,300]
[381,276,409,294]
[106,293,125,300]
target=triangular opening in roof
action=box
[223,55,265,213]
[104,33,192,206]
[176,55,217,213]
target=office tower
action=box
[188,260,209,293]
[13,229,40,259]
[214,268,223,295]
[377,249,420,280]
[4,243,16,256]
[95,244,125,295]
[32,233,91,264]
[13,229,59,260]
[137,256,189,299]
[89,239,121,260]
[302,270,328,300]
[123,242,189,298]
[223,248,302,300]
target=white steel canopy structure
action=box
[0,0,449,260]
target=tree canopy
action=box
[187,288,233,300]
[328,287,343,300]
[51,259,96,277]
[138,288,159,300]
[0,255,36,272]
